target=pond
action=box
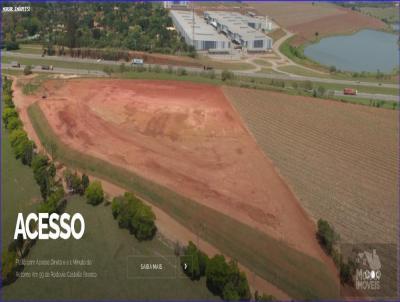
[304,29,399,73]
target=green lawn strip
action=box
[279,65,398,84]
[116,71,222,85]
[28,102,339,300]
[2,194,217,300]
[253,59,272,67]
[1,128,41,249]
[10,44,44,55]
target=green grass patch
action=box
[278,65,329,78]
[116,70,222,85]
[197,56,254,71]
[253,59,272,67]
[2,194,217,300]
[27,101,339,300]
[11,44,44,55]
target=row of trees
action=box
[111,192,156,241]
[179,242,274,301]
[316,219,357,285]
[1,77,66,285]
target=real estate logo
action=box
[355,249,382,291]
[340,243,397,299]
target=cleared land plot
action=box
[224,86,398,246]
[253,2,385,45]
[33,79,324,260]
[2,194,218,301]
[26,81,339,300]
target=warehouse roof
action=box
[204,11,270,41]
[170,10,229,42]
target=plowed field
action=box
[224,86,398,246]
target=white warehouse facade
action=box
[170,10,231,51]
[204,11,273,51]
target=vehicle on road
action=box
[131,58,144,65]
[343,88,358,95]
[11,61,20,68]
[41,65,54,70]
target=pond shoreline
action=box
[303,29,399,73]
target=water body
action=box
[304,29,399,73]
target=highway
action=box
[333,90,398,102]
[2,63,107,76]
[2,52,398,102]
[3,51,398,89]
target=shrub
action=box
[2,107,18,128]
[64,169,83,194]
[81,174,90,193]
[317,219,339,255]
[7,116,22,131]
[111,192,156,240]
[85,181,104,205]
[176,67,187,76]
[4,41,19,51]
[23,65,33,75]
[221,70,234,81]
[37,187,65,214]
[153,65,162,73]
[119,63,127,73]
[206,255,230,295]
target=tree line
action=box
[316,219,357,286]
[2,2,195,57]
[178,241,275,301]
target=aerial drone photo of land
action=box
[1,1,398,301]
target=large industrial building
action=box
[170,10,231,52]
[204,11,273,51]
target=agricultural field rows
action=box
[224,87,398,246]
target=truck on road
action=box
[343,88,357,95]
[131,58,144,65]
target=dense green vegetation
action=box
[85,181,104,205]
[316,219,356,286]
[112,192,156,241]
[2,2,194,56]
[179,242,261,301]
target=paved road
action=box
[333,90,398,102]
[2,63,107,76]
[3,51,398,90]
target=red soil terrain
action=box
[37,79,324,261]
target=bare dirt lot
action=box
[34,78,326,262]
[224,86,398,246]
[252,2,386,45]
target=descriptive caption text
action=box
[15,258,97,279]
